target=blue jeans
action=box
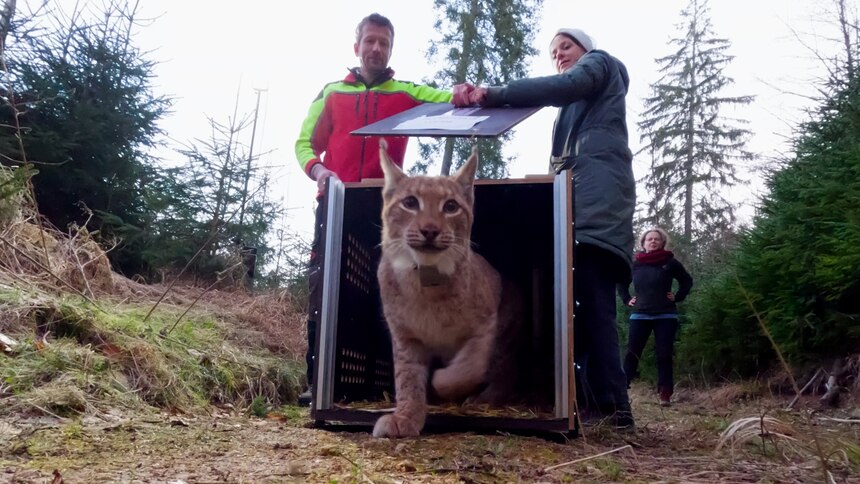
[624,317,678,394]
[574,244,630,411]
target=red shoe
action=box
[659,388,672,407]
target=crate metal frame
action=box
[311,171,576,434]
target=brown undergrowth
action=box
[2,167,859,482]
[0,189,306,421]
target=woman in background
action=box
[618,227,693,406]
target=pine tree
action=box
[414,0,541,178]
[676,0,860,376]
[0,1,170,275]
[167,105,280,282]
[637,0,753,246]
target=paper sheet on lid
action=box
[393,114,489,131]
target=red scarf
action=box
[635,249,673,265]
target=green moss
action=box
[0,293,303,417]
[249,395,269,417]
[593,458,624,480]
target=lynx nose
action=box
[420,226,440,242]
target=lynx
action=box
[372,140,524,438]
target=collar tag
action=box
[418,265,449,287]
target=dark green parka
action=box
[482,49,636,274]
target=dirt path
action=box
[2,386,858,483]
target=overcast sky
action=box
[33,0,844,242]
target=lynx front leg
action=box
[432,322,496,400]
[373,339,429,438]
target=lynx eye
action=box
[442,199,460,214]
[401,196,419,210]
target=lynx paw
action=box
[372,413,422,438]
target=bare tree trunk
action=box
[440,138,457,176]
[239,88,264,228]
[683,0,700,239]
[440,0,479,176]
[206,84,243,256]
[684,166,693,238]
[836,0,856,82]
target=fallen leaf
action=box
[266,412,288,422]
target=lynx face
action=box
[379,141,477,275]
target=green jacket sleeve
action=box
[295,89,327,179]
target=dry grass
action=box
[706,381,767,407]
[0,198,307,419]
[340,400,556,420]
[0,167,111,299]
[197,287,307,359]
[1,216,114,299]
[715,414,799,457]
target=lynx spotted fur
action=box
[373,141,523,438]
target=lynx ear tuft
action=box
[453,145,479,204]
[379,138,405,198]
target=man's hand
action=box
[311,164,337,193]
[452,83,476,106]
[627,297,637,307]
[452,83,489,107]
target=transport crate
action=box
[309,171,577,435]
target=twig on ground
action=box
[786,368,823,410]
[29,404,70,422]
[816,417,860,424]
[160,260,244,337]
[543,444,634,472]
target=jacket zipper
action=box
[354,69,390,180]
[358,88,371,180]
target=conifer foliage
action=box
[677,2,860,375]
[638,0,753,246]
[0,2,291,285]
[0,1,169,275]
[414,0,541,178]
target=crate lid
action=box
[351,103,542,138]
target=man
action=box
[295,13,452,405]
[453,28,636,428]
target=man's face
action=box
[550,34,586,74]
[354,23,393,80]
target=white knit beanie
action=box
[553,28,595,52]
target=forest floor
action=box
[1,219,859,483]
[2,382,859,483]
